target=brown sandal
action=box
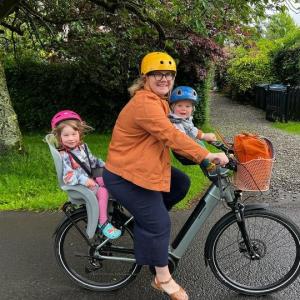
[151,277,188,300]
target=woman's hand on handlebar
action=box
[205,152,229,166]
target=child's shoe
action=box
[98,221,121,239]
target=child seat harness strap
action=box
[68,144,93,178]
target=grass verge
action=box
[0,133,209,211]
[272,121,300,135]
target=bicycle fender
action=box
[244,203,269,211]
[204,203,269,266]
[53,206,87,238]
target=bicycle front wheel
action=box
[207,209,300,295]
[54,210,141,291]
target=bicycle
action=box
[46,134,300,296]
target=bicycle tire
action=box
[54,210,141,291]
[206,209,300,295]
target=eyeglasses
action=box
[147,72,175,81]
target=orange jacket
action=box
[105,89,209,192]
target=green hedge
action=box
[193,67,214,126]
[273,47,300,85]
[5,60,129,132]
[6,60,211,132]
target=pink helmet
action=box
[51,110,82,129]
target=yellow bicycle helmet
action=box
[140,52,176,75]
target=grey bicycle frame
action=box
[94,176,235,263]
[46,133,235,262]
[169,179,234,259]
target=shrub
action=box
[5,60,129,132]
[193,66,214,126]
[272,47,300,85]
[227,52,276,100]
[224,24,300,101]
[6,59,212,132]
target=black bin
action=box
[255,83,269,109]
[265,84,288,122]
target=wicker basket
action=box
[233,159,274,191]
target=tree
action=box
[0,0,287,144]
[0,0,19,20]
[3,1,286,79]
[265,11,298,40]
[0,0,22,153]
[0,61,22,152]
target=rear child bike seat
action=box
[45,134,99,238]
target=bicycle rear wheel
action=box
[54,210,141,291]
[207,209,300,295]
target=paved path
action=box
[0,93,299,299]
[1,205,299,300]
[210,92,300,204]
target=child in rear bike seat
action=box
[51,110,121,239]
[169,86,218,171]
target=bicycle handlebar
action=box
[172,140,237,171]
[209,141,232,153]
[209,141,237,171]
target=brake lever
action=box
[209,141,223,147]
[209,141,230,152]
[225,158,237,171]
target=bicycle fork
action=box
[235,203,260,260]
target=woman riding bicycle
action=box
[103,51,228,300]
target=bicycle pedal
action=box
[85,263,103,273]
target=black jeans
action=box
[103,167,190,266]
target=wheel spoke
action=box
[54,210,140,291]
[209,210,300,295]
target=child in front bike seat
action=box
[51,110,121,239]
[169,86,219,173]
